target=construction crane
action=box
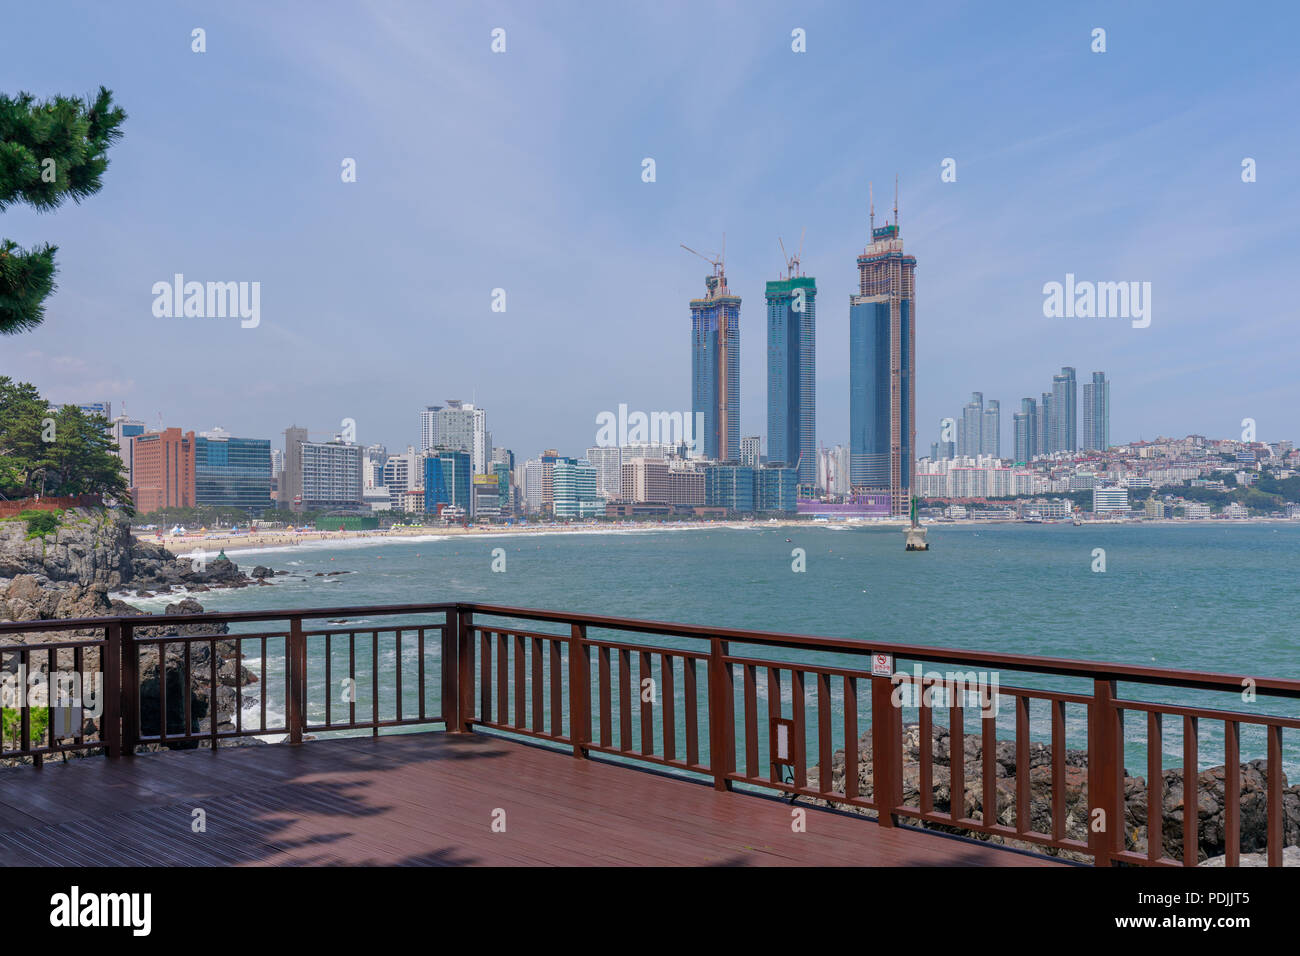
[680,236,728,295]
[778,228,806,279]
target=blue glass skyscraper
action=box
[765,274,816,485]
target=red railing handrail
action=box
[3,600,1299,699]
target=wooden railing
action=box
[3,602,1299,867]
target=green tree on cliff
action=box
[0,376,129,503]
[0,87,126,334]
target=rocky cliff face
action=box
[0,506,269,629]
[0,507,263,757]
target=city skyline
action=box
[4,2,1297,459]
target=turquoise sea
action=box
[125,523,1300,777]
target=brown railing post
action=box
[288,615,305,745]
[103,621,123,758]
[569,623,590,757]
[708,638,733,791]
[457,607,474,732]
[1088,678,1121,866]
[871,674,902,826]
[121,620,138,756]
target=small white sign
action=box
[871,653,894,677]
[775,723,790,761]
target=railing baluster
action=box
[817,671,832,794]
[598,646,612,747]
[639,650,653,754]
[1147,712,1163,861]
[208,639,218,748]
[104,623,122,758]
[418,628,426,722]
[231,640,239,736]
[261,636,268,732]
[660,653,675,763]
[550,640,563,739]
[395,628,403,722]
[529,637,543,734]
[513,634,526,730]
[791,669,806,790]
[1267,725,1283,868]
[1052,700,1066,843]
[743,663,758,778]
[982,702,996,828]
[1015,694,1029,833]
[843,675,858,801]
[767,667,782,783]
[348,632,356,726]
[497,632,508,725]
[480,630,492,726]
[618,648,632,751]
[949,684,964,822]
[325,633,332,727]
[159,641,169,742]
[73,643,85,748]
[919,678,933,814]
[684,658,698,766]
[372,630,380,737]
[1224,719,1240,867]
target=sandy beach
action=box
[133,519,831,555]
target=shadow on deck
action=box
[0,732,1065,866]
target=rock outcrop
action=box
[1,507,266,759]
[808,722,1300,864]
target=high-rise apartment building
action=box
[298,440,363,511]
[421,401,489,474]
[849,188,916,516]
[110,415,145,485]
[1051,367,1077,453]
[1037,392,1052,456]
[553,459,603,518]
[765,274,816,483]
[981,400,1001,458]
[739,435,762,469]
[1081,371,1110,451]
[130,428,196,513]
[690,258,741,462]
[959,393,983,458]
[585,446,623,500]
[1013,397,1038,463]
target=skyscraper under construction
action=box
[849,183,916,517]
[765,238,816,486]
[687,242,741,462]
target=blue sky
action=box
[2,0,1298,459]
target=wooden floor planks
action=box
[0,732,1064,866]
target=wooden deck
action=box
[0,732,1065,866]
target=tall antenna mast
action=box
[869,181,875,235]
[893,173,899,228]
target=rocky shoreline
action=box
[0,507,271,763]
[807,722,1300,865]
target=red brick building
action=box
[131,428,196,513]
